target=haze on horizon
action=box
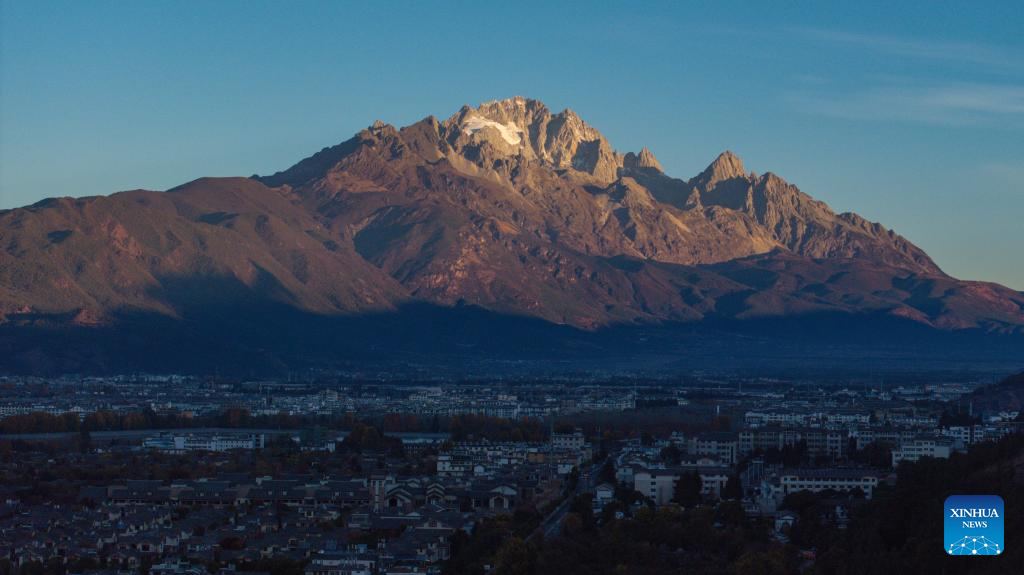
[1,1,1022,289]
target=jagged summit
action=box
[474,96,550,118]
[624,146,662,172]
[255,98,942,277]
[695,150,746,187]
[441,97,621,183]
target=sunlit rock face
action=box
[3,96,1023,338]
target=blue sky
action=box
[2,1,1022,288]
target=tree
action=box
[851,440,892,468]
[716,499,746,527]
[710,414,732,431]
[218,536,245,550]
[938,410,980,427]
[598,457,617,484]
[60,412,80,432]
[723,474,742,500]
[660,442,682,465]
[568,494,596,531]
[780,441,807,467]
[220,408,251,428]
[673,471,702,507]
[554,422,575,434]
[564,468,580,493]
[731,547,797,575]
[78,429,92,453]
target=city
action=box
[2,373,1021,574]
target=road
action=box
[529,458,605,541]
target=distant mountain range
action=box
[1,97,1022,374]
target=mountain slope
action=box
[1,97,1022,373]
[0,177,405,322]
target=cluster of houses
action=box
[1,431,595,574]
[0,378,644,426]
[608,398,1021,542]
[610,431,886,546]
[743,403,1020,467]
[2,476,467,574]
[2,472,566,574]
[438,430,591,478]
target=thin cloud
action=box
[786,81,1024,128]
[791,27,1023,73]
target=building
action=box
[633,466,731,504]
[891,436,953,467]
[941,425,980,449]
[744,408,812,428]
[306,549,376,575]
[779,468,880,499]
[849,427,917,450]
[633,470,678,506]
[550,429,586,451]
[143,432,266,453]
[594,483,615,504]
[696,468,730,498]
[687,432,738,465]
[739,427,848,459]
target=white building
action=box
[551,429,586,451]
[633,469,679,506]
[143,432,265,453]
[436,453,472,478]
[595,483,615,504]
[779,469,880,499]
[633,467,731,504]
[687,432,738,465]
[891,436,953,467]
[697,469,730,498]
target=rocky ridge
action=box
[1,97,1021,340]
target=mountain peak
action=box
[468,97,550,128]
[696,150,746,187]
[624,146,662,172]
[442,97,620,182]
[478,95,547,112]
[447,98,547,149]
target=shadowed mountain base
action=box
[2,300,1020,376]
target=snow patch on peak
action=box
[461,114,523,146]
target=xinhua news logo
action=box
[945,495,1004,556]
